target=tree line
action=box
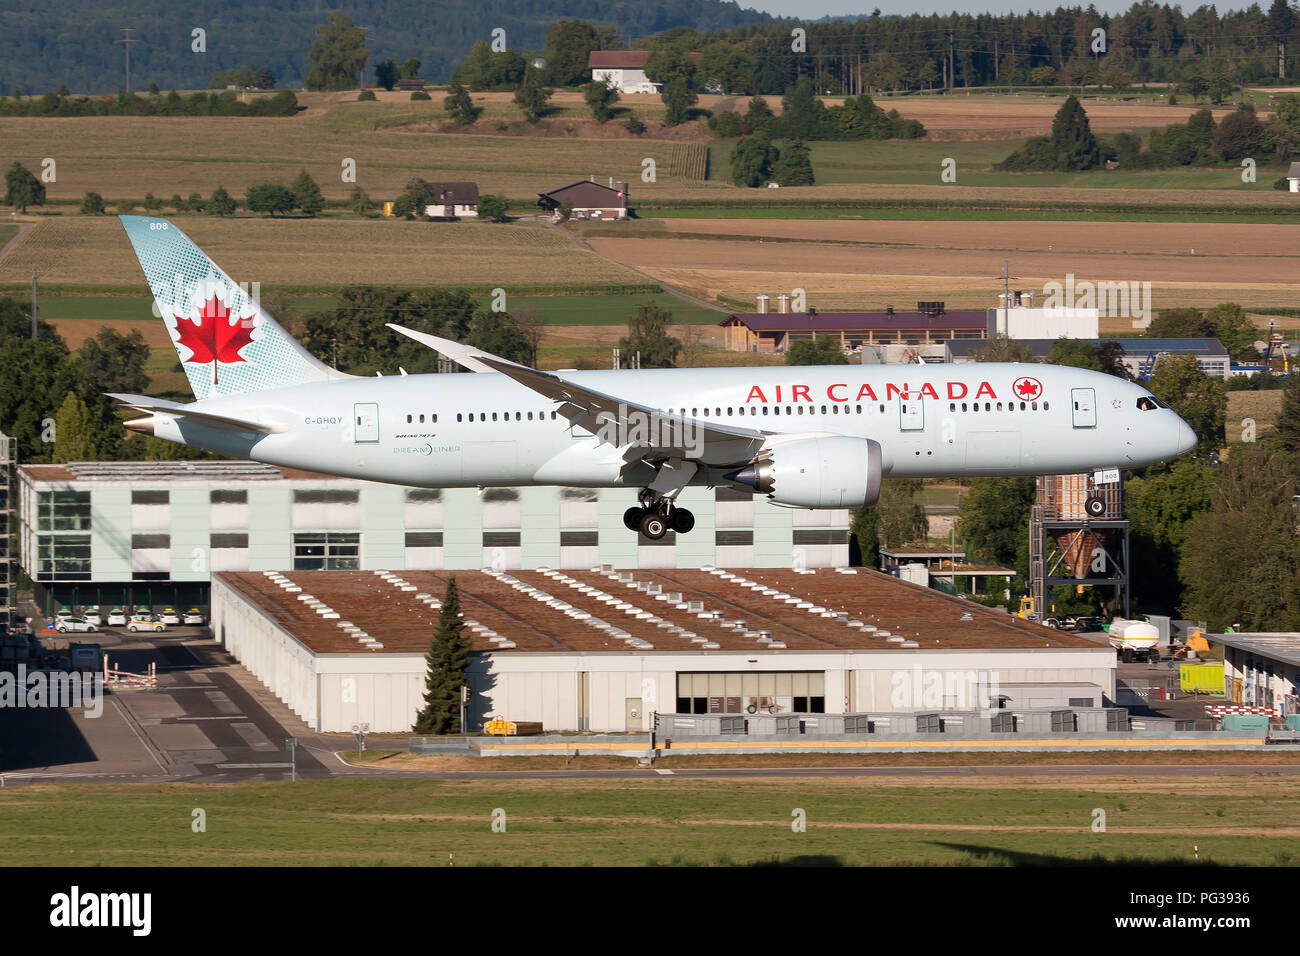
[4,162,330,219]
[445,3,1300,103]
[9,2,1300,97]
[659,1,1300,94]
[0,87,298,118]
[999,93,1300,173]
[0,296,203,465]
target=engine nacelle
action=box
[727,436,883,509]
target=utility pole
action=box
[948,31,955,90]
[118,29,138,94]
[1001,259,1009,336]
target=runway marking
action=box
[215,762,294,770]
[112,697,169,771]
[654,768,674,775]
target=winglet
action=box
[386,324,526,373]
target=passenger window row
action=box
[948,401,1048,412]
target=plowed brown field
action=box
[586,218,1300,317]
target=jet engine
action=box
[726,436,883,509]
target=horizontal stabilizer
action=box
[106,393,283,434]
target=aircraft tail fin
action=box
[119,216,349,400]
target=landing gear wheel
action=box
[671,508,695,534]
[623,507,645,531]
[1147,648,1160,664]
[1084,495,1106,517]
[639,511,668,540]
[746,703,758,714]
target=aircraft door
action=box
[353,403,379,443]
[1070,388,1096,428]
[899,394,924,431]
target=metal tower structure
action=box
[0,432,13,633]
[1030,472,1131,619]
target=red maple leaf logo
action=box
[173,294,256,385]
[1013,376,1042,400]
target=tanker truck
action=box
[1106,618,1161,664]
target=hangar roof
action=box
[1212,632,1300,669]
[215,567,1100,656]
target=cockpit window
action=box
[1136,395,1168,411]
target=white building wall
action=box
[992,306,1100,340]
[212,571,1119,734]
[21,470,855,593]
[592,68,657,93]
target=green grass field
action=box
[0,224,16,248]
[3,775,1296,866]
[706,136,1292,191]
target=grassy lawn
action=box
[706,136,1291,191]
[918,482,966,508]
[0,224,16,249]
[4,775,1296,866]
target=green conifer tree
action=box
[413,578,472,734]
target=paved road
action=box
[3,629,1294,786]
[293,760,1300,781]
[0,221,33,261]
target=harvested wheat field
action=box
[855,93,1246,136]
[0,216,647,292]
[586,219,1300,316]
[656,218,1300,257]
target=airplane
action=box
[111,216,1198,539]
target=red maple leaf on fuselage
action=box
[173,294,256,385]
[1015,378,1041,399]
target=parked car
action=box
[127,615,167,633]
[54,606,75,622]
[158,607,181,625]
[55,617,99,634]
[106,607,127,627]
[1073,616,1104,632]
[182,608,206,626]
[83,607,102,626]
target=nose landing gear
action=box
[623,493,695,539]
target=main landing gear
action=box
[623,492,695,540]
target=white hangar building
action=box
[210,566,1115,733]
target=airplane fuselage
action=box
[146,362,1196,494]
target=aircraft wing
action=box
[386,325,766,466]
[106,394,285,434]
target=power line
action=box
[118,28,139,94]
